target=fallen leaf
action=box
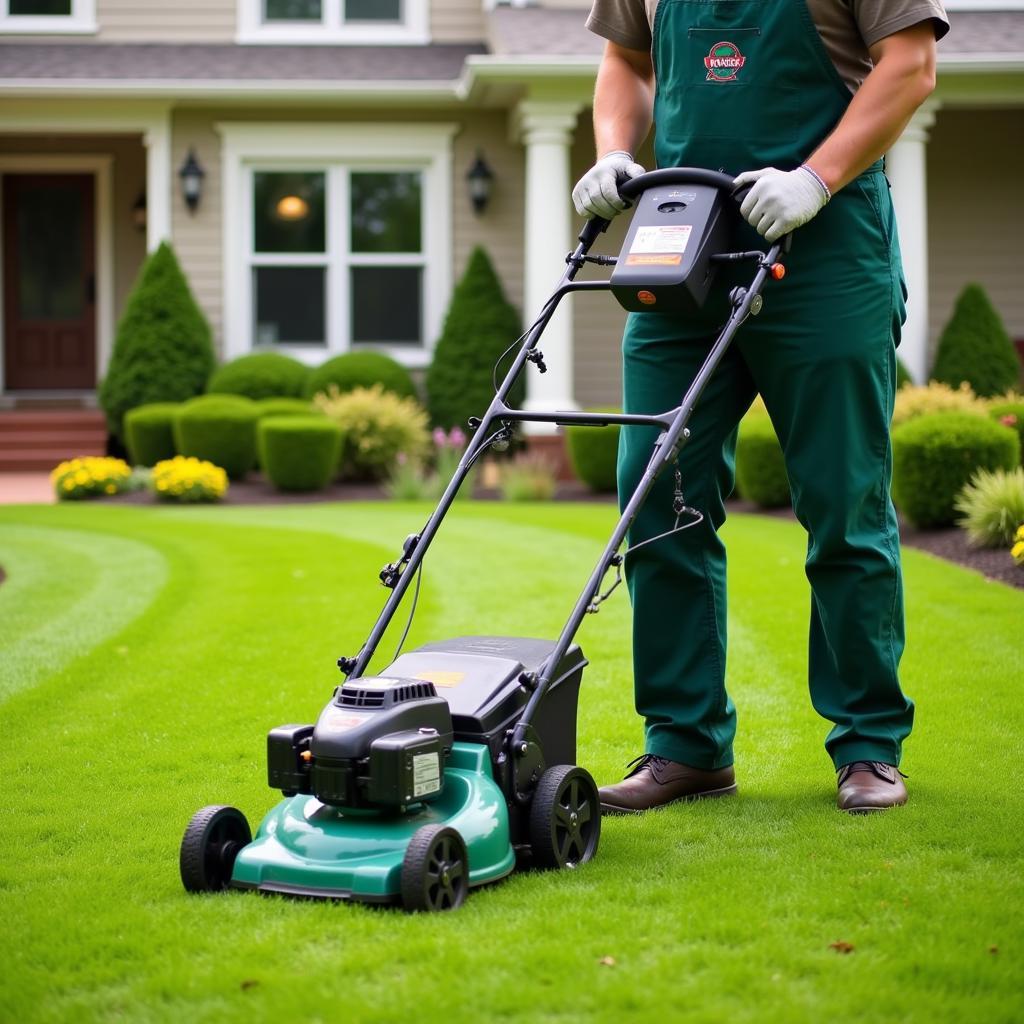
[829,941,855,954]
[598,956,616,968]
[989,946,999,955]
[241,979,260,990]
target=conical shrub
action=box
[931,283,1019,398]
[99,242,214,439]
[427,247,522,430]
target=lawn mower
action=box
[180,168,790,911]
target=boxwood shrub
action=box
[173,396,259,480]
[124,402,180,466]
[303,352,417,402]
[565,409,620,493]
[259,415,343,492]
[891,411,1020,528]
[208,352,309,400]
[255,396,320,420]
[735,412,791,508]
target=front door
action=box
[2,173,96,390]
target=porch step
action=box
[0,408,107,472]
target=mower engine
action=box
[267,678,453,812]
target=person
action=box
[573,0,949,814]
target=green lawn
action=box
[1,500,1021,1024]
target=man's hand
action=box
[733,166,830,242]
[573,151,646,219]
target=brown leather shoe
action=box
[836,761,907,813]
[599,755,737,815]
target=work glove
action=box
[572,151,646,220]
[733,165,831,243]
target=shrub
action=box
[427,246,523,430]
[304,352,416,402]
[896,356,913,390]
[891,381,986,429]
[255,397,320,420]
[566,409,620,493]
[99,242,214,440]
[50,457,131,501]
[500,452,557,501]
[987,398,1024,462]
[734,411,790,508]
[173,397,259,480]
[931,283,1020,398]
[208,352,309,400]
[891,412,1021,528]
[313,384,430,480]
[151,456,227,503]
[954,467,1024,548]
[124,402,179,466]
[258,416,343,492]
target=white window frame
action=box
[237,0,429,45]
[218,122,454,370]
[0,0,96,34]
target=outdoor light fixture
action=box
[131,192,147,232]
[275,194,310,221]
[466,151,494,214]
[178,149,205,213]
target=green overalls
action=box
[619,0,913,770]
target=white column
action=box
[517,100,581,432]
[143,110,172,252]
[886,102,938,383]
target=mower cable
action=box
[491,295,559,395]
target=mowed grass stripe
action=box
[0,503,1020,1024]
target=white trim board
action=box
[216,121,456,370]
[0,0,95,34]
[236,0,429,45]
[0,155,113,395]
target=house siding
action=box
[432,0,486,43]
[95,1,235,43]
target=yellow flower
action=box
[1012,541,1024,559]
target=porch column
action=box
[516,100,582,432]
[143,111,172,251]
[886,102,938,383]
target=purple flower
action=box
[448,426,467,449]
[396,451,408,466]
[432,427,448,449]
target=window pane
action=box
[350,172,421,254]
[264,0,321,20]
[351,266,421,345]
[253,171,325,254]
[10,0,72,13]
[345,0,401,21]
[254,267,325,345]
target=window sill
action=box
[262,345,431,370]
[0,18,97,34]
[236,26,430,46]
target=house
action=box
[0,0,1021,468]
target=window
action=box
[238,0,428,44]
[219,123,454,367]
[0,0,95,32]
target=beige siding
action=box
[96,0,235,43]
[431,0,486,43]
[926,107,1024,362]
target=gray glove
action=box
[572,151,646,220]
[733,165,830,243]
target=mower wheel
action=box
[180,805,252,893]
[529,765,601,870]
[400,825,469,913]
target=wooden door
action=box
[3,173,96,390]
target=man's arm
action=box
[806,21,938,193]
[592,40,655,159]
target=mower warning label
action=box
[625,254,683,266]
[412,752,441,797]
[630,224,692,255]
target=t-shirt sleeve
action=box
[586,0,652,52]
[852,0,951,47]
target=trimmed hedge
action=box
[427,246,523,430]
[931,283,1020,398]
[208,352,309,400]
[99,242,214,440]
[258,415,343,492]
[989,401,1024,462]
[891,411,1020,528]
[173,396,259,480]
[255,397,320,420]
[565,409,620,493]
[124,402,179,467]
[735,412,791,508]
[303,352,416,402]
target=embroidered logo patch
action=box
[704,41,746,82]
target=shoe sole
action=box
[839,802,907,814]
[600,783,738,816]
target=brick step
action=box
[0,430,107,450]
[0,449,104,472]
[0,410,106,430]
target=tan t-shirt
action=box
[586,0,950,92]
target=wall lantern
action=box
[466,151,494,214]
[178,149,206,213]
[131,192,147,232]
